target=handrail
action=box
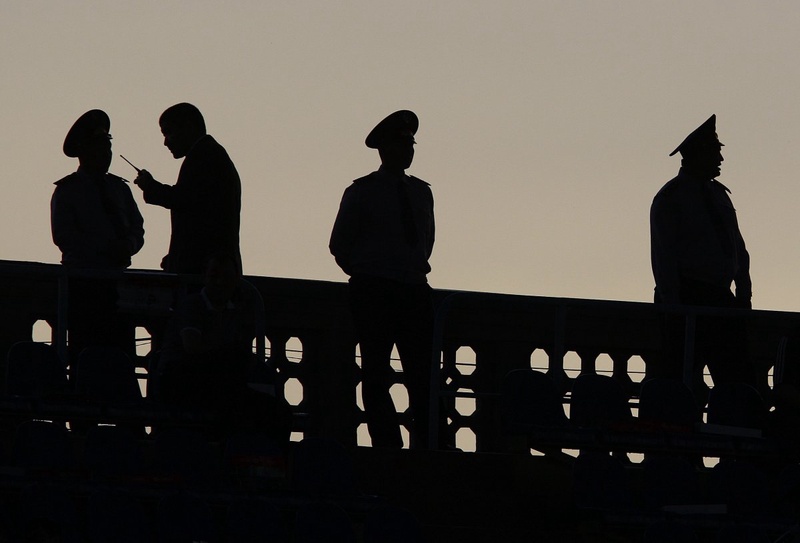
[4,260,800,451]
[0,261,269,365]
[427,289,800,450]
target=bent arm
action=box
[329,188,359,275]
[135,169,176,209]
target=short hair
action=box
[159,103,206,133]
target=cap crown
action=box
[63,109,110,158]
[365,110,419,149]
[669,114,722,157]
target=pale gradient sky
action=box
[3,1,800,310]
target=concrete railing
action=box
[2,260,798,452]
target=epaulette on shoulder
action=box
[352,172,379,185]
[657,175,688,196]
[53,172,80,186]
[106,173,129,184]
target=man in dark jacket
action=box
[134,103,242,275]
[330,110,436,449]
[650,114,753,386]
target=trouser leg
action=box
[681,281,753,387]
[360,335,403,448]
[350,277,403,449]
[395,284,434,449]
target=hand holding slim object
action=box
[122,156,156,190]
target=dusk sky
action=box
[3,1,800,312]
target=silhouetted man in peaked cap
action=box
[330,110,436,449]
[650,114,754,387]
[52,109,144,269]
[51,109,144,360]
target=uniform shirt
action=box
[329,167,435,284]
[650,168,751,304]
[50,169,144,269]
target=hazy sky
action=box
[3,1,800,311]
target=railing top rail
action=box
[4,259,800,322]
[432,288,800,321]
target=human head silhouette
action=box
[670,114,724,179]
[159,103,206,159]
[366,110,418,172]
[64,109,113,174]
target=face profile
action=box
[160,121,191,159]
[694,143,724,179]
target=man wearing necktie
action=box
[650,114,753,387]
[330,110,436,449]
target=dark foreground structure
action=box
[1,259,800,542]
